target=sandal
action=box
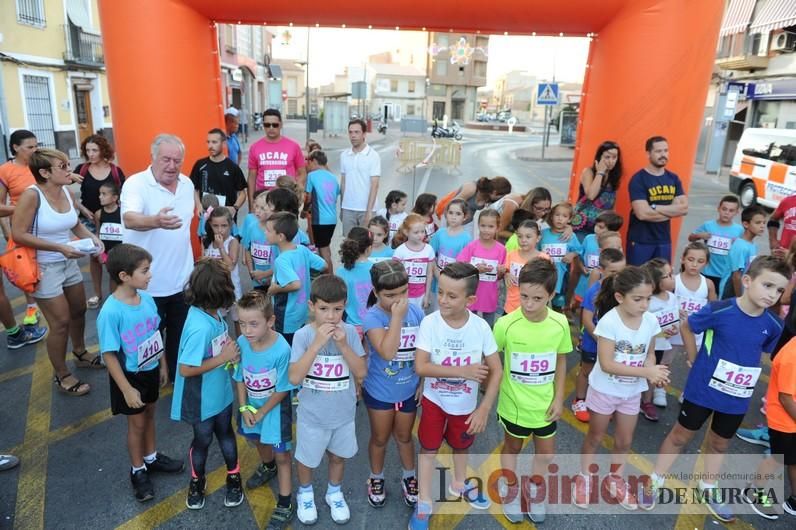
[86,296,100,309]
[53,373,90,396]
[73,349,104,369]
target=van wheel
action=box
[739,181,756,208]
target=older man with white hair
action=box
[121,134,194,381]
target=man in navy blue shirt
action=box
[626,136,689,265]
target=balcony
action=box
[715,54,769,71]
[63,22,104,69]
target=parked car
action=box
[729,127,796,209]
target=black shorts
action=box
[654,349,664,364]
[769,428,796,466]
[580,349,596,363]
[311,224,336,248]
[109,368,160,415]
[497,414,556,439]
[676,399,745,439]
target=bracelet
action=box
[239,405,257,414]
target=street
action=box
[0,121,787,530]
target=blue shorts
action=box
[626,241,672,266]
[236,415,292,452]
[362,388,418,413]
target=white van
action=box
[729,128,796,209]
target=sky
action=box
[271,27,590,89]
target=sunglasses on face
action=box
[264,123,280,129]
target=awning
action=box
[719,0,756,37]
[750,0,796,34]
[66,0,92,30]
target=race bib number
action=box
[429,348,478,397]
[99,222,123,242]
[264,169,286,188]
[542,243,567,262]
[303,355,350,391]
[395,326,418,362]
[510,261,524,283]
[707,235,732,256]
[470,257,498,282]
[655,308,679,332]
[213,194,226,207]
[425,223,436,237]
[404,261,428,284]
[251,243,273,266]
[586,253,600,269]
[437,253,456,271]
[607,351,646,385]
[211,333,230,358]
[679,297,706,314]
[204,247,222,259]
[137,330,163,370]
[509,352,556,385]
[430,348,476,367]
[708,359,761,398]
[243,367,276,399]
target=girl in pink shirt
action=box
[392,213,435,309]
[456,209,506,326]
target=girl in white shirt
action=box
[392,214,435,309]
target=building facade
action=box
[426,32,489,122]
[368,63,426,121]
[218,24,274,120]
[270,58,306,118]
[1,0,112,160]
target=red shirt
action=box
[774,195,796,249]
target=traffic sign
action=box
[537,83,559,105]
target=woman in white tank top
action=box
[11,149,105,396]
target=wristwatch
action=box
[651,204,657,210]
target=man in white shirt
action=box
[121,134,195,381]
[340,118,381,237]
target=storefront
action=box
[746,78,796,129]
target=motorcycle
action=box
[253,112,263,131]
[377,120,388,135]
[431,119,462,141]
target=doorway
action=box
[73,85,94,146]
[432,101,445,120]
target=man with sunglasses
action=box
[247,108,306,207]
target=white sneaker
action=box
[527,481,546,523]
[297,489,318,525]
[498,478,523,523]
[325,490,351,524]
[653,387,667,407]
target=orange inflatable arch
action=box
[98,0,723,244]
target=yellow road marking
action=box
[0,364,33,385]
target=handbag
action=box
[0,190,41,293]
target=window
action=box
[474,61,487,78]
[437,35,449,48]
[22,74,55,148]
[17,0,46,27]
[435,60,447,76]
[408,80,416,93]
[390,79,398,92]
[287,77,298,97]
[407,104,416,115]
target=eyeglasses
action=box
[50,162,70,172]
[264,123,280,128]
[533,205,551,213]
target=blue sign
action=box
[745,79,796,100]
[537,83,560,105]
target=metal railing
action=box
[64,22,104,67]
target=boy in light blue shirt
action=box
[305,150,340,271]
[689,195,743,297]
[724,205,767,298]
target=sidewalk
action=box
[515,142,575,162]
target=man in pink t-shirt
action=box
[768,194,796,258]
[246,108,306,206]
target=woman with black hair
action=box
[571,140,622,237]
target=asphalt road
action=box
[0,123,788,530]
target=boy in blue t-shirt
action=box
[304,150,340,272]
[267,212,327,344]
[97,244,184,502]
[689,195,743,297]
[645,256,791,521]
[571,248,625,424]
[243,190,279,291]
[574,210,623,302]
[723,205,767,298]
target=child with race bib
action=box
[377,190,408,245]
[689,195,742,296]
[267,187,311,247]
[429,199,472,312]
[392,213,436,309]
[288,275,367,525]
[585,230,624,288]
[504,220,550,314]
[233,291,297,529]
[724,204,766,298]
[97,244,184,503]
[362,260,425,508]
[202,206,241,333]
[456,209,506,326]
[94,180,124,301]
[572,266,668,512]
[336,227,374,338]
[539,202,582,311]
[574,211,623,304]
[368,216,394,263]
[408,262,503,530]
[643,256,790,522]
[243,190,277,292]
[170,259,243,511]
[494,259,572,524]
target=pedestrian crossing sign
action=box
[537,83,559,105]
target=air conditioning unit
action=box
[771,31,796,53]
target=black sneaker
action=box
[146,453,184,474]
[130,469,154,502]
[265,503,295,530]
[743,487,779,520]
[186,477,206,510]
[367,477,386,507]
[225,472,244,507]
[246,462,277,489]
[784,496,796,516]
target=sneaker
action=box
[247,462,277,489]
[572,474,591,509]
[296,489,318,525]
[450,479,491,509]
[7,325,47,350]
[736,426,770,448]
[640,401,659,422]
[130,468,154,502]
[527,480,545,523]
[653,387,667,407]
[498,478,523,523]
[224,473,244,507]
[22,306,39,326]
[605,475,637,511]
[0,454,20,471]
[186,477,206,510]
[402,476,419,507]
[700,486,734,522]
[784,496,796,516]
[637,475,663,511]
[325,490,351,524]
[367,477,386,508]
[743,487,779,520]
[145,453,184,473]
[571,399,590,423]
[265,503,295,530]
[408,504,430,530]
